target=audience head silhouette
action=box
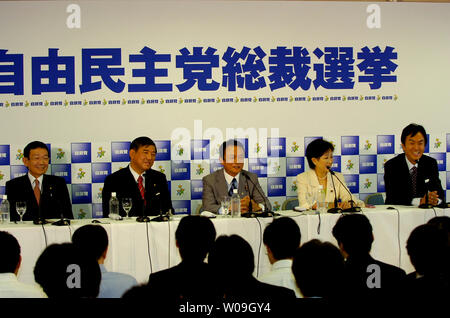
[332,213,373,257]
[292,239,344,298]
[72,224,108,262]
[0,231,21,275]
[176,215,216,262]
[263,217,301,263]
[34,243,101,298]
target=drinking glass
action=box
[121,198,132,219]
[16,201,27,223]
[220,196,231,217]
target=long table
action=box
[1,206,448,286]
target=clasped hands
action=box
[420,191,439,206]
[240,196,263,213]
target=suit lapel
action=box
[215,169,229,198]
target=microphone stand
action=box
[242,177,257,218]
[241,171,278,218]
[151,192,169,222]
[419,179,433,209]
[329,170,361,213]
[136,201,150,222]
[327,169,343,214]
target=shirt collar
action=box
[405,156,418,171]
[223,170,240,187]
[28,172,43,188]
[129,165,145,183]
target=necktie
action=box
[138,175,146,206]
[228,178,238,196]
[34,179,41,205]
[410,166,418,197]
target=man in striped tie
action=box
[202,139,270,214]
[5,141,73,221]
[102,137,172,218]
[384,124,445,206]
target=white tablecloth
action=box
[1,206,448,285]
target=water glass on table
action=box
[220,196,231,217]
[121,198,132,219]
[16,201,27,223]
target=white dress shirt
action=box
[258,259,302,298]
[223,170,240,193]
[0,273,47,298]
[129,165,145,189]
[27,173,43,192]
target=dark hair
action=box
[305,139,334,169]
[34,243,101,298]
[0,231,21,273]
[219,139,245,160]
[208,235,254,278]
[292,239,344,298]
[406,224,448,276]
[401,123,427,146]
[332,214,373,256]
[130,137,157,153]
[263,217,301,260]
[72,225,109,261]
[24,141,49,159]
[175,215,216,261]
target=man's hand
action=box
[240,196,250,213]
[420,191,439,206]
[338,201,352,210]
[240,196,263,213]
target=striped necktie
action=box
[138,175,146,206]
[34,179,41,205]
[228,178,238,196]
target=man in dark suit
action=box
[384,123,445,206]
[332,214,406,298]
[208,234,296,301]
[202,139,271,214]
[102,136,172,218]
[5,141,73,222]
[144,215,219,300]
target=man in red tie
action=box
[102,137,172,218]
[5,141,73,221]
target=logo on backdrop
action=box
[248,158,268,178]
[267,177,286,197]
[71,143,91,163]
[111,142,130,162]
[341,136,359,156]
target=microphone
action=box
[151,192,169,222]
[241,171,278,218]
[329,169,361,213]
[51,186,70,226]
[327,167,342,214]
[419,178,433,209]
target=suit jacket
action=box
[384,153,445,205]
[202,168,271,213]
[344,255,406,298]
[102,166,172,217]
[296,170,364,209]
[146,261,220,300]
[5,174,73,221]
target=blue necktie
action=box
[228,178,238,196]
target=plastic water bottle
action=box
[231,189,241,217]
[317,185,326,213]
[0,195,10,224]
[109,192,120,220]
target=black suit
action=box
[102,166,172,217]
[384,153,445,205]
[5,174,73,221]
[147,261,220,300]
[344,255,406,298]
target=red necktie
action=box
[138,175,146,206]
[34,179,41,205]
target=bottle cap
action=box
[2,195,6,200]
[111,192,117,197]
[233,189,238,194]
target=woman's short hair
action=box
[305,139,334,169]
